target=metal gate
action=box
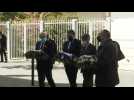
[0,18,110,61]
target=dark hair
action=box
[82,34,90,41]
[101,29,111,38]
[67,30,75,36]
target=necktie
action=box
[68,42,71,50]
[40,41,44,50]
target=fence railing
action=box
[0,18,110,61]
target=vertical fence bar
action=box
[2,16,111,61]
[6,21,10,61]
[89,20,93,44]
[10,23,13,59]
[40,20,43,33]
[72,19,77,35]
[15,22,17,58]
[24,23,27,59]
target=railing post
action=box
[105,16,111,32]
[6,21,10,61]
[89,21,93,44]
[40,20,43,33]
[72,19,78,38]
[24,23,27,59]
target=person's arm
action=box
[52,40,57,58]
[5,36,7,50]
[78,41,82,56]
[99,45,115,67]
[48,40,57,64]
[3,35,7,50]
[73,40,81,57]
[62,41,67,52]
[116,42,125,61]
[92,45,97,55]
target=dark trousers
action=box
[82,70,94,87]
[37,62,55,87]
[95,80,116,87]
[65,63,78,87]
[96,84,115,87]
[0,50,7,62]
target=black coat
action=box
[95,39,119,86]
[63,39,81,57]
[0,34,7,51]
[36,39,57,69]
[80,43,96,56]
[63,39,81,67]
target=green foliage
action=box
[0,12,78,21]
[0,12,28,21]
[0,12,65,21]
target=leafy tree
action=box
[0,12,27,21]
[0,12,78,21]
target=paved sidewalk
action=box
[0,61,134,87]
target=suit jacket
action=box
[80,43,96,56]
[63,39,81,57]
[36,39,57,63]
[95,39,119,86]
[63,39,81,67]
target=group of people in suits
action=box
[35,29,124,87]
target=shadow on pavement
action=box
[0,75,38,87]
[1,65,32,70]
[1,65,64,70]
[0,75,82,87]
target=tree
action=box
[0,12,64,21]
[0,12,28,21]
[0,12,78,21]
[24,12,63,19]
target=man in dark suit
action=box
[63,30,81,87]
[0,31,7,63]
[95,30,119,87]
[36,32,57,87]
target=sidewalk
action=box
[0,61,82,87]
[0,61,134,87]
